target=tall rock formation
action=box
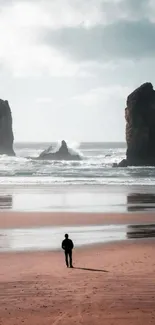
[0,99,15,156]
[36,140,81,161]
[118,82,155,166]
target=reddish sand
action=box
[0,211,155,228]
[0,240,155,325]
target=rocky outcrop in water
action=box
[0,99,15,156]
[37,140,81,161]
[39,144,53,158]
[117,82,155,166]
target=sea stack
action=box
[36,140,81,161]
[118,82,155,166]
[0,99,15,156]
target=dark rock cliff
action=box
[0,99,15,156]
[118,82,155,166]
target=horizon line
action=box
[14,141,126,144]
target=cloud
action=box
[42,19,155,63]
[0,0,154,142]
[36,97,54,104]
[0,1,85,77]
[0,0,154,77]
[115,0,150,20]
[23,0,154,26]
[74,85,130,101]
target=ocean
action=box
[0,141,155,212]
[1,141,155,186]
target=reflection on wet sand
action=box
[0,195,12,210]
[127,224,155,239]
[0,225,126,252]
[127,193,155,212]
[0,223,155,252]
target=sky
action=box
[0,0,154,142]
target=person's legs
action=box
[65,251,69,267]
[69,250,73,268]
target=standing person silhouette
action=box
[61,234,74,268]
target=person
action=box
[61,234,74,268]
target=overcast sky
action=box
[0,0,154,142]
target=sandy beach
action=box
[0,210,154,324]
[0,240,155,325]
[0,211,155,228]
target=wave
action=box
[0,143,154,186]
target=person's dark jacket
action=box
[62,239,74,251]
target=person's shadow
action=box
[73,267,108,273]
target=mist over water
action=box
[0,141,155,186]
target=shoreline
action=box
[0,240,155,324]
[0,211,155,228]
[1,184,155,213]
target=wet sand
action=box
[0,211,155,323]
[0,224,127,252]
[0,240,155,325]
[0,211,155,228]
[2,184,155,213]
